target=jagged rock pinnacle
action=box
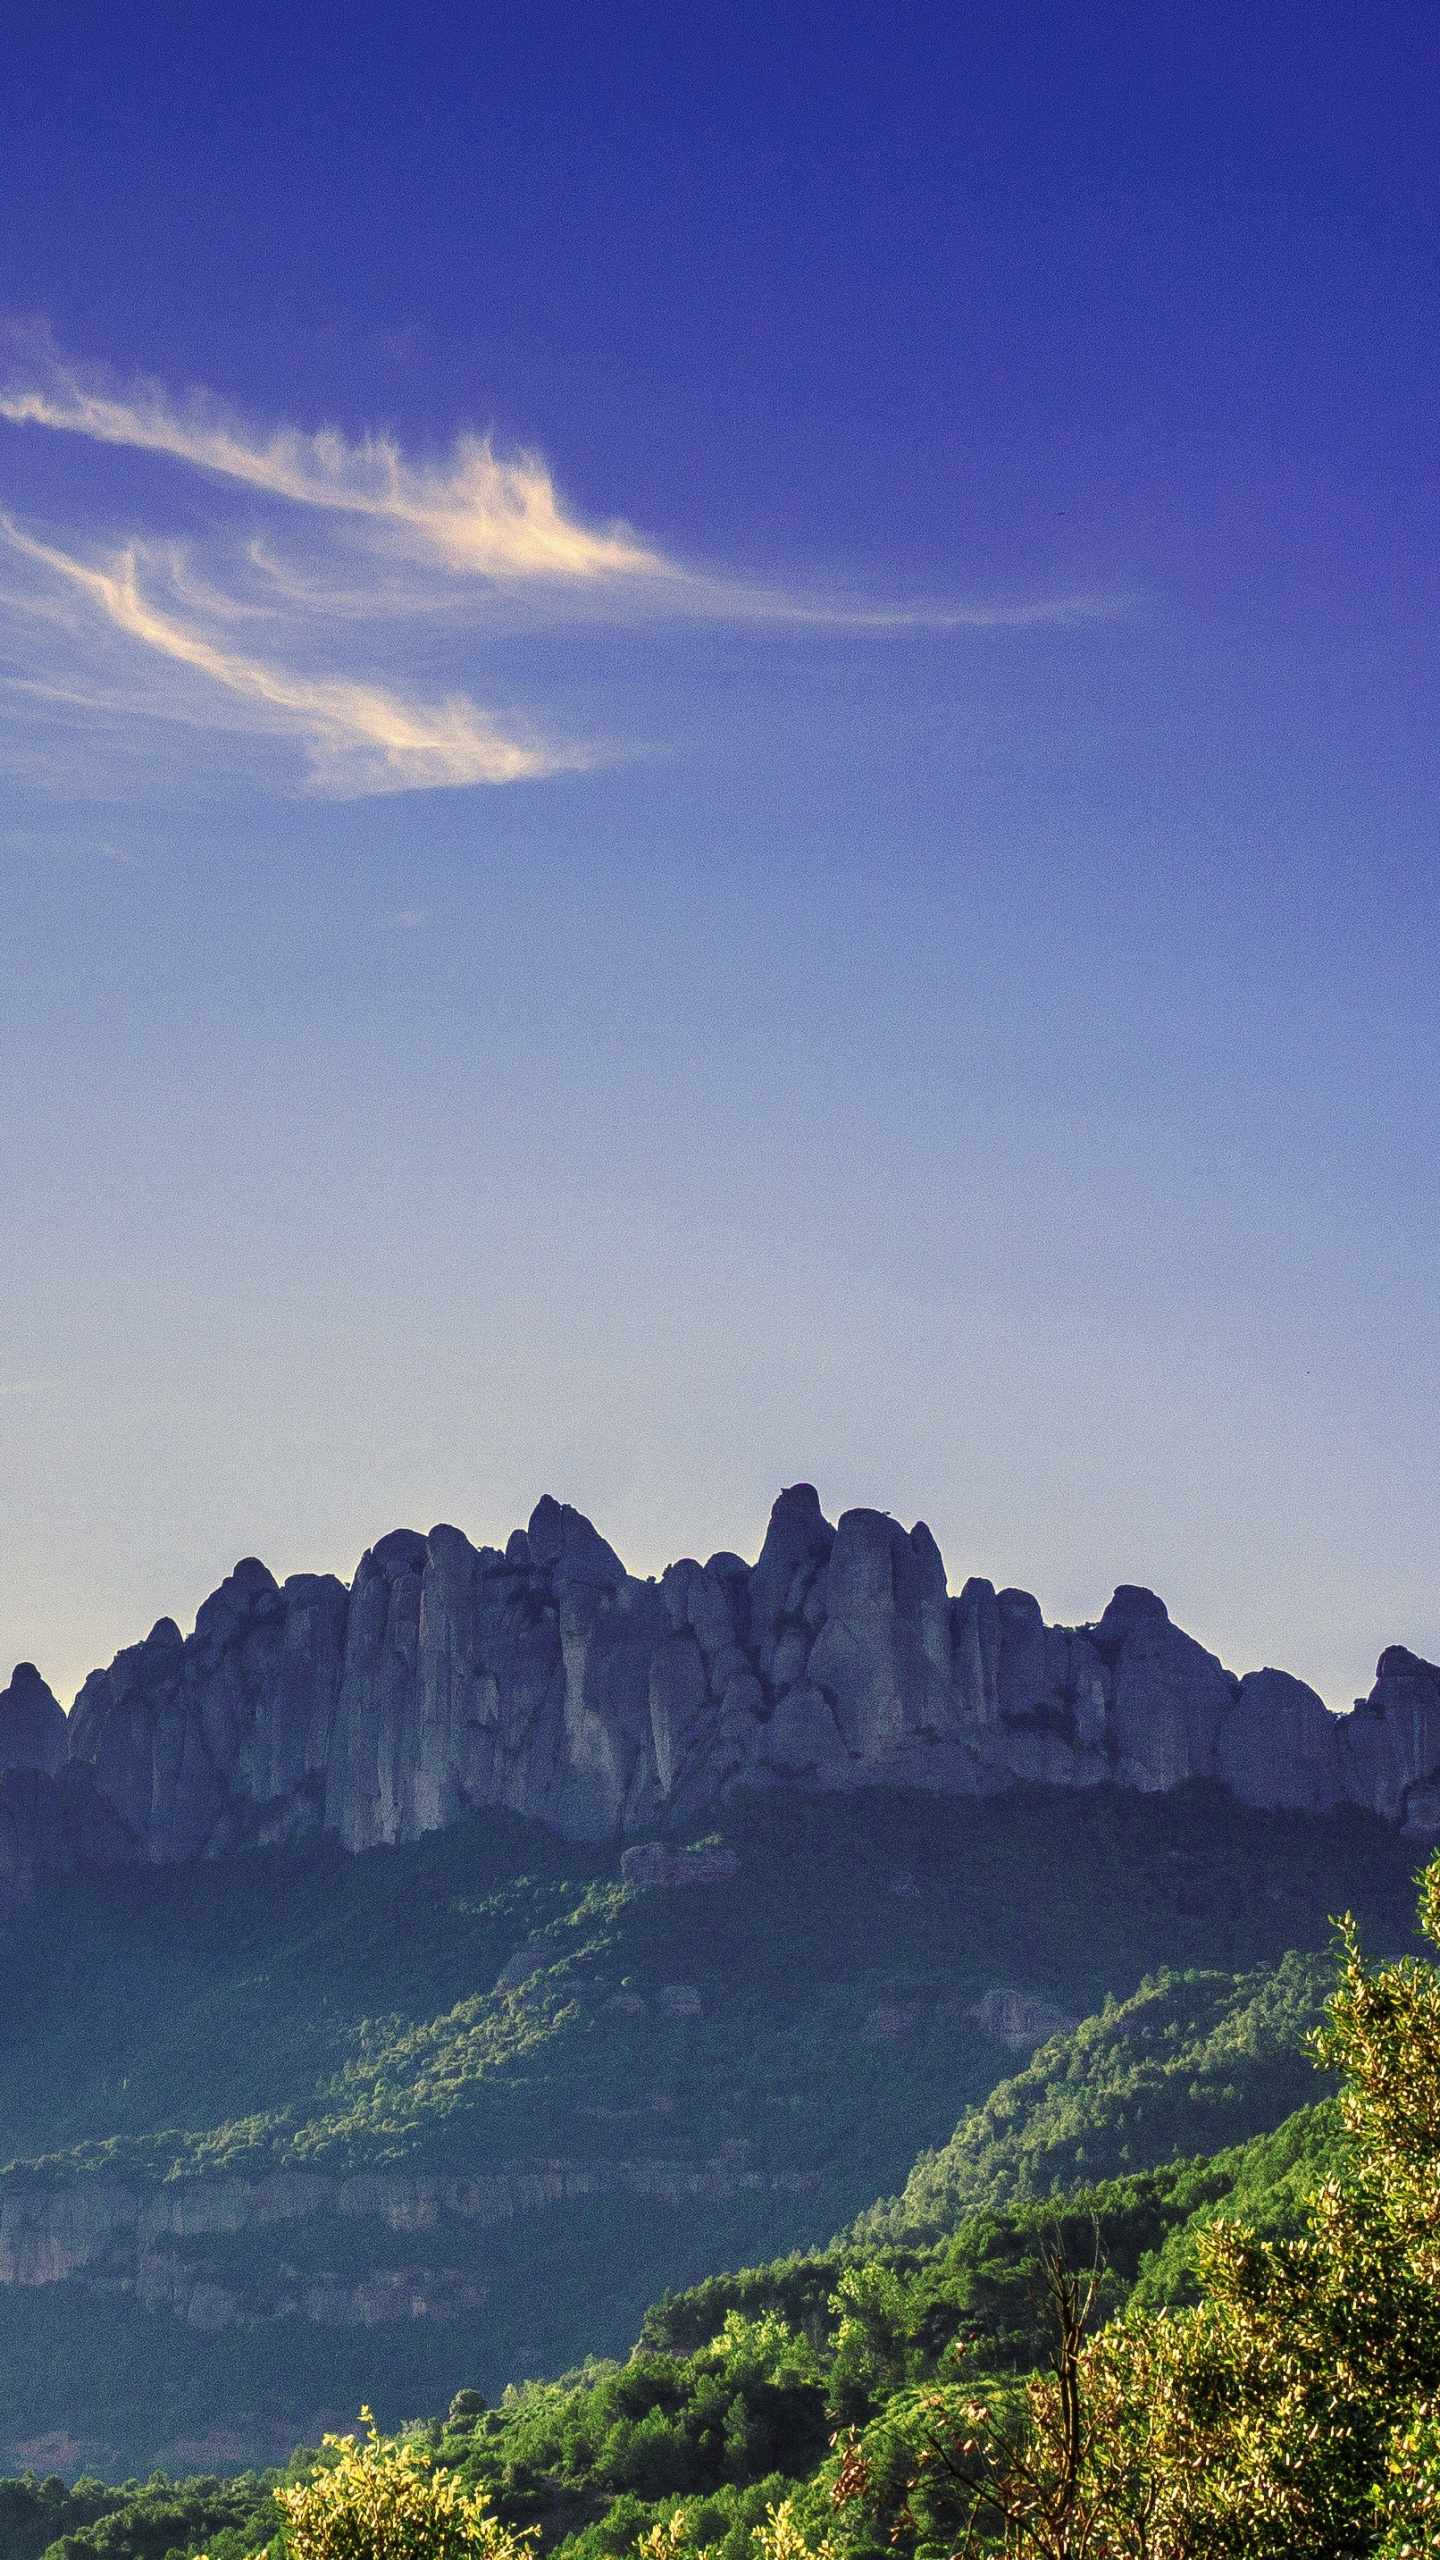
[3,1490,1437,1908]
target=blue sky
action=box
[1,0,1437,1708]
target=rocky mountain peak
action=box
[0,1662,66,1776]
[1098,1584,1170,1631]
[4,1488,1440,1913]
[526,1496,627,1588]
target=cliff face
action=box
[0,2158,821,2327]
[3,1484,1438,1900]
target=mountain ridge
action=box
[4,1483,1440,1905]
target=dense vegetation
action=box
[0,2102,1343,2560]
[0,1779,1424,2479]
[7,1830,1438,2555]
[862,1851,1440,2556]
[4,1786,1410,2191]
[854,1950,1336,2238]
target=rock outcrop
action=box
[4,1485,1439,1906]
[0,2156,821,2325]
[0,1664,66,1776]
[974,1989,1081,2051]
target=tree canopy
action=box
[836,1850,1440,2557]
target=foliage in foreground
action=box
[273,2416,527,2560]
[828,1850,1440,2558]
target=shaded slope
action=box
[0,2106,1349,2560]
[853,1951,1337,2239]
[0,1781,1422,2473]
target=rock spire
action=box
[3,1485,1438,1905]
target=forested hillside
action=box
[853,1950,1335,2237]
[0,1779,1421,2474]
[0,2101,1344,2560]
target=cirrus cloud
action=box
[0,356,671,590]
[0,518,576,793]
[0,330,1130,800]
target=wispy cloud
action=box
[0,519,576,792]
[0,338,1124,626]
[0,341,671,590]
[0,331,1129,799]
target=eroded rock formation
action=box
[0,2157,821,2324]
[973,1989,1081,2051]
[0,1664,66,1777]
[3,1483,1438,1906]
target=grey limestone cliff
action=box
[3,1484,1438,1905]
[0,2156,821,2323]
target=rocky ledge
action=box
[1,1484,1438,1904]
[0,2157,821,2324]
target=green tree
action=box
[854,1853,1440,2558]
[274,2417,531,2560]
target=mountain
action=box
[1,1480,1435,2474]
[4,1486,1440,1916]
[0,1772,1424,2477]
